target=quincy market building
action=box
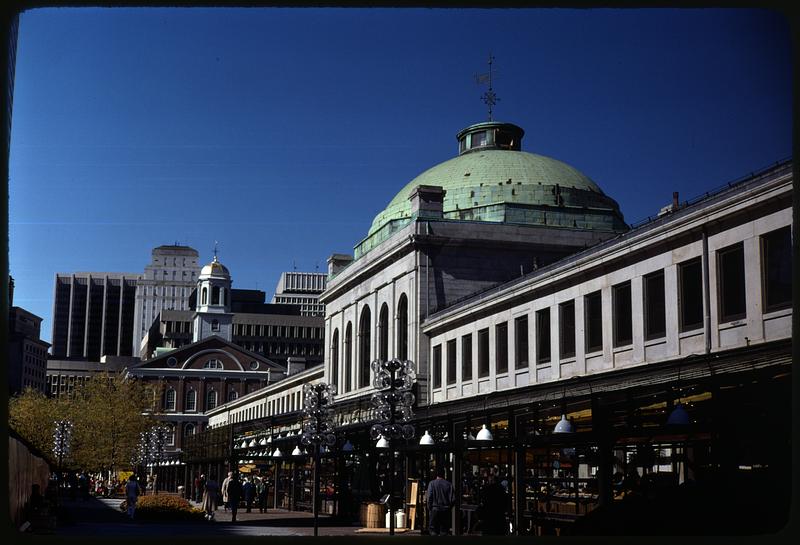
[184,119,792,535]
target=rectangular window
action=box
[514,315,529,369]
[678,258,704,331]
[559,300,576,358]
[447,339,457,385]
[762,226,792,311]
[495,322,508,374]
[478,328,490,378]
[585,291,603,352]
[462,334,473,381]
[613,281,632,347]
[432,345,442,389]
[536,308,551,363]
[717,243,746,322]
[644,271,666,340]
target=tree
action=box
[68,372,161,475]
[9,387,72,465]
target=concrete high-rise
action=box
[132,245,200,356]
[51,272,140,360]
[271,271,327,317]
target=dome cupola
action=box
[355,120,628,259]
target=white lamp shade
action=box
[667,403,691,426]
[419,430,435,446]
[291,446,302,456]
[554,415,574,434]
[476,424,493,441]
[375,435,390,449]
[239,441,248,449]
[248,439,257,447]
[267,435,273,443]
[272,448,283,458]
[342,440,354,452]
[258,437,267,446]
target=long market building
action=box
[172,119,792,536]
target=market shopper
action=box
[221,471,233,511]
[202,474,219,521]
[125,475,142,520]
[478,474,508,535]
[256,477,268,513]
[227,473,243,522]
[426,467,455,536]
[243,477,255,513]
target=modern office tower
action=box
[132,245,200,357]
[271,271,327,316]
[51,272,140,360]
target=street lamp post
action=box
[300,382,337,537]
[52,419,73,505]
[370,358,417,536]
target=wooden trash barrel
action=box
[365,502,385,528]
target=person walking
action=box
[426,467,455,536]
[256,477,268,513]
[125,475,142,520]
[227,473,243,522]
[193,473,201,503]
[478,474,508,535]
[221,471,233,511]
[202,474,219,521]
[243,477,255,513]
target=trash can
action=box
[385,510,406,529]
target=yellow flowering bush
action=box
[119,495,204,521]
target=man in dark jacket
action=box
[227,474,243,522]
[243,477,255,513]
[426,467,455,536]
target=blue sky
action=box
[8,8,792,344]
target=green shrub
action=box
[119,495,205,521]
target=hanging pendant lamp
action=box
[476,424,493,441]
[553,414,575,434]
[419,430,435,445]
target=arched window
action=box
[184,423,196,438]
[397,294,408,360]
[359,306,371,389]
[212,286,220,305]
[331,328,339,387]
[185,389,197,411]
[228,390,238,402]
[201,287,208,305]
[379,303,389,361]
[206,390,218,410]
[211,319,220,332]
[220,287,225,306]
[344,322,353,393]
[167,425,176,446]
[165,388,176,411]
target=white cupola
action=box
[193,251,233,342]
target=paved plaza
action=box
[50,494,423,538]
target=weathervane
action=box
[213,241,219,261]
[475,53,499,121]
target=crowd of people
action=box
[193,471,272,521]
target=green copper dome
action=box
[356,121,627,259]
